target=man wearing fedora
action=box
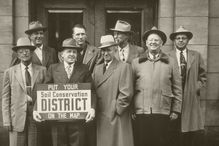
[168,26,206,146]
[2,37,47,146]
[93,35,134,146]
[10,21,58,69]
[33,38,96,146]
[131,27,182,146]
[111,20,145,63]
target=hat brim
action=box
[110,28,134,33]
[12,46,36,52]
[169,32,193,41]
[58,46,83,52]
[25,27,47,34]
[142,29,167,45]
[98,42,118,49]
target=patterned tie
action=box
[180,51,187,89]
[25,66,31,96]
[103,63,108,74]
[66,65,73,79]
[120,49,125,62]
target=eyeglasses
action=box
[175,37,188,40]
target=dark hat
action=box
[98,35,118,49]
[12,37,36,52]
[59,38,83,52]
[169,26,193,40]
[25,21,47,34]
[110,20,133,33]
[142,26,167,45]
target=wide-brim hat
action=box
[142,26,167,45]
[12,37,36,52]
[170,26,193,40]
[98,35,118,49]
[110,20,134,33]
[25,21,47,34]
[59,38,83,52]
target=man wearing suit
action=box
[34,38,95,146]
[111,20,145,63]
[72,24,100,72]
[168,26,206,146]
[10,21,58,69]
[131,27,182,146]
[2,37,47,146]
[93,35,134,146]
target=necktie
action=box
[103,63,108,74]
[66,65,73,79]
[120,49,125,62]
[25,66,31,96]
[180,51,187,89]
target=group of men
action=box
[1,19,206,146]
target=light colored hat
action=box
[59,38,83,52]
[25,21,47,34]
[98,35,118,49]
[142,26,167,45]
[170,26,193,40]
[110,20,133,33]
[12,37,36,52]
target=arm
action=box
[116,63,134,115]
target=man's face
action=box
[72,27,87,46]
[113,31,129,45]
[17,48,33,62]
[29,30,44,47]
[102,46,116,62]
[174,34,189,51]
[61,48,77,64]
[146,34,163,52]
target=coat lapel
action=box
[83,45,95,64]
[186,50,195,75]
[32,64,40,87]
[69,62,84,83]
[114,47,120,61]
[55,63,69,83]
[97,59,118,87]
[14,64,25,91]
[42,46,51,67]
[127,44,136,63]
[32,52,42,65]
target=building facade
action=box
[0,0,219,145]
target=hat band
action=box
[100,42,117,47]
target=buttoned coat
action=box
[168,49,206,132]
[10,46,58,69]
[93,58,134,146]
[114,44,145,63]
[131,51,182,115]
[2,64,46,132]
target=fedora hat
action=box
[170,26,193,40]
[12,37,36,52]
[25,21,47,34]
[142,26,167,45]
[98,35,118,49]
[110,20,133,33]
[59,38,83,52]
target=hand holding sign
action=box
[85,108,95,123]
[33,111,45,122]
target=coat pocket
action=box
[160,90,173,110]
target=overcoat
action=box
[2,64,46,132]
[93,58,134,146]
[168,49,206,132]
[10,46,58,69]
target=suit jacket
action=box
[168,49,206,132]
[45,62,96,109]
[10,46,58,69]
[114,44,145,64]
[93,58,134,146]
[2,64,47,132]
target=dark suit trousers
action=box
[51,121,85,146]
[181,130,205,146]
[9,106,38,146]
[133,114,169,146]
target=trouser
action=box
[84,119,96,146]
[181,130,205,146]
[37,121,53,146]
[51,120,85,146]
[133,114,170,146]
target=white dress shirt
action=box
[176,48,187,73]
[118,44,129,62]
[34,45,43,63]
[105,60,113,70]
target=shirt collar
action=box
[21,63,32,70]
[64,61,74,69]
[176,48,187,54]
[118,43,129,51]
